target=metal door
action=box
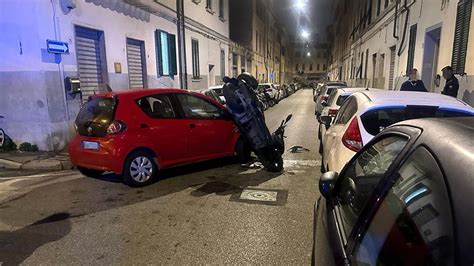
[75,26,107,98]
[126,38,146,88]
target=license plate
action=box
[82,141,99,150]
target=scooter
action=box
[256,114,292,172]
[222,73,291,172]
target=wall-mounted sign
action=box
[46,39,69,54]
[114,62,122,73]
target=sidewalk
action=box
[0,151,73,171]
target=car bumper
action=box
[69,135,125,174]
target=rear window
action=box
[361,106,474,135]
[212,88,223,96]
[336,95,349,106]
[76,97,116,137]
[326,87,338,95]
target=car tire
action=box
[235,139,252,164]
[77,166,104,178]
[122,151,158,187]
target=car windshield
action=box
[361,106,474,135]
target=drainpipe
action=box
[397,0,410,56]
[393,0,400,40]
[176,0,188,89]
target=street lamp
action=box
[307,52,311,57]
[295,0,306,10]
[301,30,309,39]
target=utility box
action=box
[65,77,81,94]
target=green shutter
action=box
[406,24,417,75]
[452,0,472,74]
[154,30,163,76]
[168,34,177,76]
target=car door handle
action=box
[140,123,148,128]
[189,123,196,129]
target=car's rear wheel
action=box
[77,166,104,178]
[122,151,157,187]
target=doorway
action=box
[422,25,441,92]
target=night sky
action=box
[271,0,334,43]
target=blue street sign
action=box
[47,39,69,54]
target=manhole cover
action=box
[240,189,278,202]
[230,188,288,206]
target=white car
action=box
[208,85,225,104]
[320,91,474,173]
[258,83,279,103]
[318,87,379,153]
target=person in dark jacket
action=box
[400,69,427,92]
[441,66,460,98]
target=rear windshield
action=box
[336,95,350,106]
[361,106,474,136]
[76,97,116,137]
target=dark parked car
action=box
[313,117,474,266]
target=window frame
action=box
[174,93,226,120]
[349,144,455,264]
[191,38,200,79]
[154,30,177,77]
[135,93,179,120]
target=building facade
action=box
[291,42,329,83]
[328,0,474,106]
[229,0,292,84]
[1,0,230,151]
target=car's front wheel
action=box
[122,151,158,187]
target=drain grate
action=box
[230,188,288,206]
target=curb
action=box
[0,158,22,170]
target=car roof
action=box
[93,88,183,98]
[355,91,472,110]
[209,85,223,89]
[390,117,474,259]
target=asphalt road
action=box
[0,88,322,265]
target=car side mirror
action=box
[319,171,338,199]
[319,116,332,129]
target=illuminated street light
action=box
[295,0,306,10]
[301,30,310,39]
[307,52,311,57]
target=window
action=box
[136,95,176,119]
[206,0,212,10]
[451,0,472,74]
[337,136,408,237]
[176,94,222,119]
[256,31,259,51]
[192,39,200,79]
[317,64,320,71]
[377,0,382,16]
[295,64,298,71]
[365,48,369,79]
[360,105,474,136]
[385,0,389,8]
[302,64,306,71]
[309,64,313,71]
[154,30,177,76]
[220,49,225,79]
[406,24,417,75]
[335,97,357,124]
[354,147,454,266]
[219,0,224,18]
[323,64,326,71]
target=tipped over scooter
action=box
[222,73,292,172]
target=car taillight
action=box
[328,108,339,117]
[107,121,126,135]
[342,117,363,152]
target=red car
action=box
[69,88,250,187]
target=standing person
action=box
[441,66,459,98]
[400,69,427,92]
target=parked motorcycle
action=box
[223,73,292,172]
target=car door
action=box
[175,93,236,161]
[134,93,188,167]
[319,134,410,265]
[323,97,357,171]
[350,146,455,266]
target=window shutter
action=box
[168,34,177,76]
[406,24,417,75]
[452,0,472,74]
[154,30,163,76]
